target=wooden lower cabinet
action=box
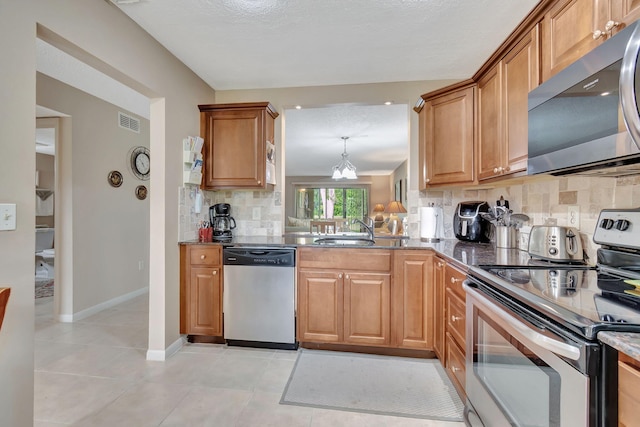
[180,245,223,337]
[433,257,446,360]
[443,262,468,399]
[297,247,392,347]
[392,250,435,349]
[619,353,640,427]
[344,272,391,346]
[297,270,343,343]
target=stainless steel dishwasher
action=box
[223,246,297,350]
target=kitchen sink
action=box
[313,237,376,246]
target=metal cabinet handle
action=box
[452,366,461,372]
[212,270,217,275]
[437,262,444,267]
[450,276,461,284]
[493,166,503,173]
[345,274,350,279]
[200,255,206,260]
[451,315,462,322]
[425,178,431,183]
[338,273,343,279]
[594,20,620,39]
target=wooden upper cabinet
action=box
[612,0,640,28]
[503,26,540,174]
[542,0,603,81]
[477,64,504,181]
[478,25,540,181]
[420,84,476,188]
[198,102,278,190]
[540,0,640,81]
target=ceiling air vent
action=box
[118,112,140,133]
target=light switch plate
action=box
[0,204,17,231]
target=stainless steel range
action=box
[464,208,640,427]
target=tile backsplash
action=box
[179,173,640,265]
[409,174,640,264]
[179,186,282,241]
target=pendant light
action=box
[331,136,357,180]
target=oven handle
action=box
[463,282,581,361]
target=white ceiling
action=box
[36,0,540,175]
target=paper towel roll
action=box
[420,206,442,242]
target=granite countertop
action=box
[180,234,532,269]
[180,235,640,361]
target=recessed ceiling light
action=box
[384,101,393,105]
[295,105,302,109]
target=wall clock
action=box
[129,146,150,181]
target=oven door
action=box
[464,281,591,427]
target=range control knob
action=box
[600,218,615,229]
[614,219,631,231]
[549,247,558,255]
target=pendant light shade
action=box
[331,137,357,180]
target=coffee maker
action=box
[209,203,236,242]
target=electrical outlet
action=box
[568,205,580,228]
[138,260,144,271]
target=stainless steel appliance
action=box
[464,208,640,427]
[528,225,585,263]
[528,20,640,176]
[223,247,296,350]
[209,203,236,242]
[453,201,491,243]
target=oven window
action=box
[474,310,561,426]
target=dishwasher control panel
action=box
[223,247,295,267]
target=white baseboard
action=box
[146,336,185,361]
[58,287,149,323]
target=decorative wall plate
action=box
[129,146,150,181]
[135,185,148,200]
[108,170,123,187]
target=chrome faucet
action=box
[352,217,374,240]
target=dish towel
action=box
[36,190,54,216]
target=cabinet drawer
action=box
[446,332,466,398]
[189,246,221,266]
[446,289,466,348]
[619,359,640,426]
[445,264,466,300]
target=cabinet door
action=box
[392,251,434,349]
[424,86,475,186]
[344,272,391,346]
[613,0,640,29]
[202,108,266,189]
[477,64,503,181]
[503,25,540,175]
[298,270,343,343]
[542,0,605,80]
[433,257,446,361]
[187,267,223,336]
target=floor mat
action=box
[35,280,54,299]
[280,349,464,421]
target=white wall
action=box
[37,73,150,314]
[0,1,216,425]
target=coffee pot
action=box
[209,203,236,241]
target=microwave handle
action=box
[463,282,581,361]
[620,21,640,150]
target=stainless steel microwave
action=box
[528,20,640,176]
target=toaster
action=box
[528,225,585,262]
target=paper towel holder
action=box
[420,204,444,243]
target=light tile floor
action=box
[34,294,465,427]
